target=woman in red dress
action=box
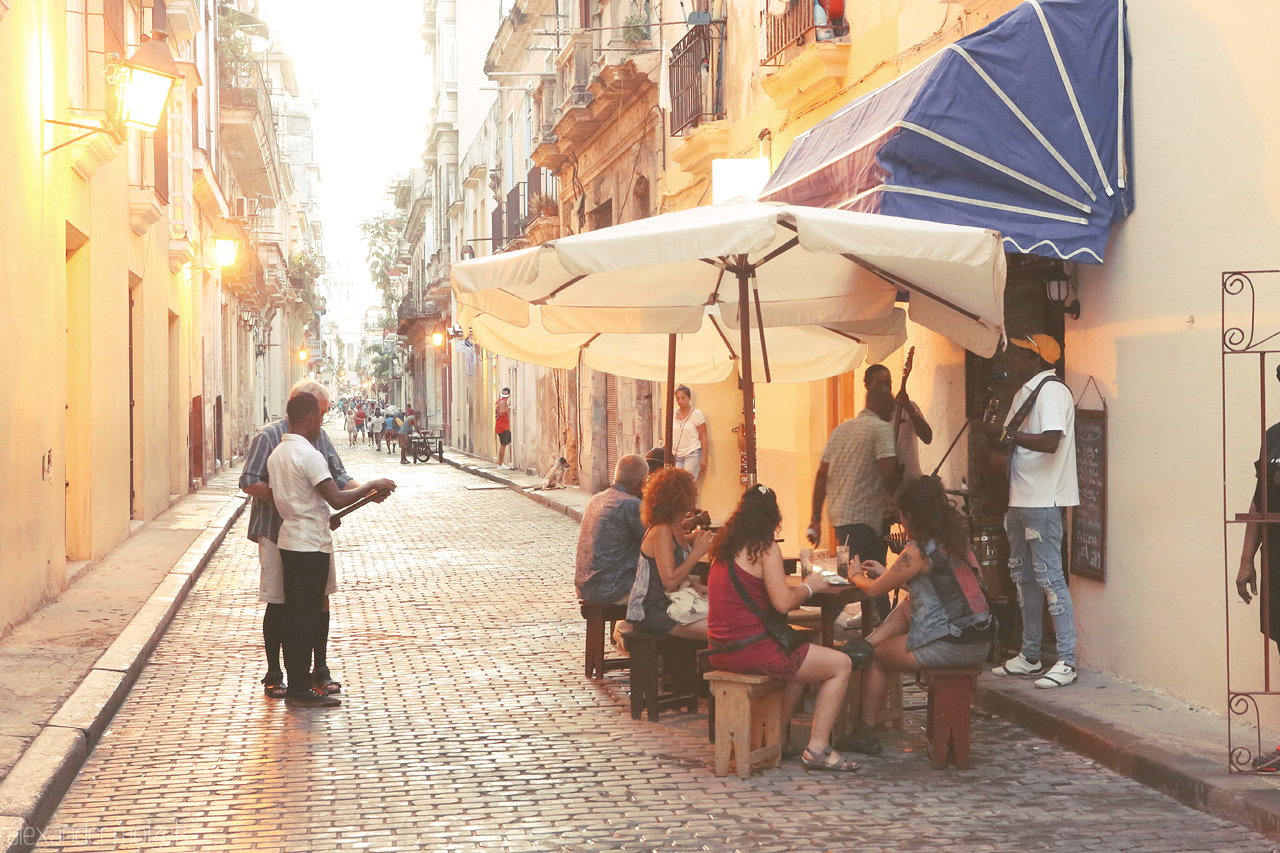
[707,485,857,772]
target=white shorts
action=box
[258,538,337,604]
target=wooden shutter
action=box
[605,373,619,480]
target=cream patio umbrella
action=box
[457,302,910,462]
[452,199,1006,481]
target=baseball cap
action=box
[1009,333,1061,365]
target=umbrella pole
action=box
[665,334,676,467]
[737,261,757,485]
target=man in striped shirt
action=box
[239,380,396,697]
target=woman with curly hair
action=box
[843,475,991,756]
[626,467,713,639]
[706,485,858,772]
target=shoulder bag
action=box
[726,561,806,655]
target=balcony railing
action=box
[670,23,725,136]
[397,290,436,330]
[526,166,556,215]
[491,205,505,251]
[765,1,845,65]
[505,182,527,243]
[219,58,272,115]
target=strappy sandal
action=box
[262,675,288,699]
[313,676,342,695]
[801,746,859,773]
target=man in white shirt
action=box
[985,334,1080,689]
[267,392,393,707]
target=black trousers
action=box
[280,549,330,692]
[836,523,891,620]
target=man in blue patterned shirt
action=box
[240,380,396,696]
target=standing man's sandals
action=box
[800,746,859,772]
[313,676,342,695]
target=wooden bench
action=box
[918,667,981,769]
[579,601,629,679]
[703,671,785,778]
[621,631,703,721]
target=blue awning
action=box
[760,0,1133,263]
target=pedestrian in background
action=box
[344,408,357,447]
[385,410,398,455]
[496,388,513,469]
[672,386,709,484]
[399,410,417,465]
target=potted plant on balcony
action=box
[527,192,557,220]
[622,1,652,43]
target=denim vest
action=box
[905,540,991,651]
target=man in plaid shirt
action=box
[807,383,901,578]
[240,380,396,697]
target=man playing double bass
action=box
[980,334,1080,690]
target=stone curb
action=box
[0,494,247,853]
[975,680,1280,843]
[441,454,584,522]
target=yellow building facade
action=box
[0,0,272,636]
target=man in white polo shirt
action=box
[267,392,394,707]
[987,334,1080,689]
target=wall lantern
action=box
[238,307,256,331]
[297,347,308,363]
[216,238,241,268]
[459,244,476,261]
[1045,268,1081,320]
[120,31,183,132]
[44,31,181,155]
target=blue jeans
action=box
[676,449,701,476]
[1005,506,1077,666]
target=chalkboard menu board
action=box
[1071,408,1107,581]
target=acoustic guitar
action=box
[982,395,1013,513]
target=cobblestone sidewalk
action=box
[32,432,1278,852]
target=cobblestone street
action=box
[32,429,1278,852]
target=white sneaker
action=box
[992,654,1045,677]
[1035,661,1077,689]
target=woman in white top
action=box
[672,385,709,479]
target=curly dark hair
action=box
[641,467,698,527]
[895,475,968,557]
[711,484,782,565]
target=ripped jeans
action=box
[1005,506,1077,667]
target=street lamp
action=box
[297,347,308,363]
[120,32,183,132]
[1044,267,1081,320]
[215,238,241,268]
[238,307,256,331]
[44,31,182,156]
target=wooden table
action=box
[788,570,868,647]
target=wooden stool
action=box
[919,667,981,769]
[579,601,629,679]
[703,671,785,778]
[622,632,703,721]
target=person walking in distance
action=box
[267,392,393,707]
[672,385,709,485]
[239,380,396,699]
[399,410,417,465]
[983,334,1080,689]
[496,388,513,469]
[354,404,366,444]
